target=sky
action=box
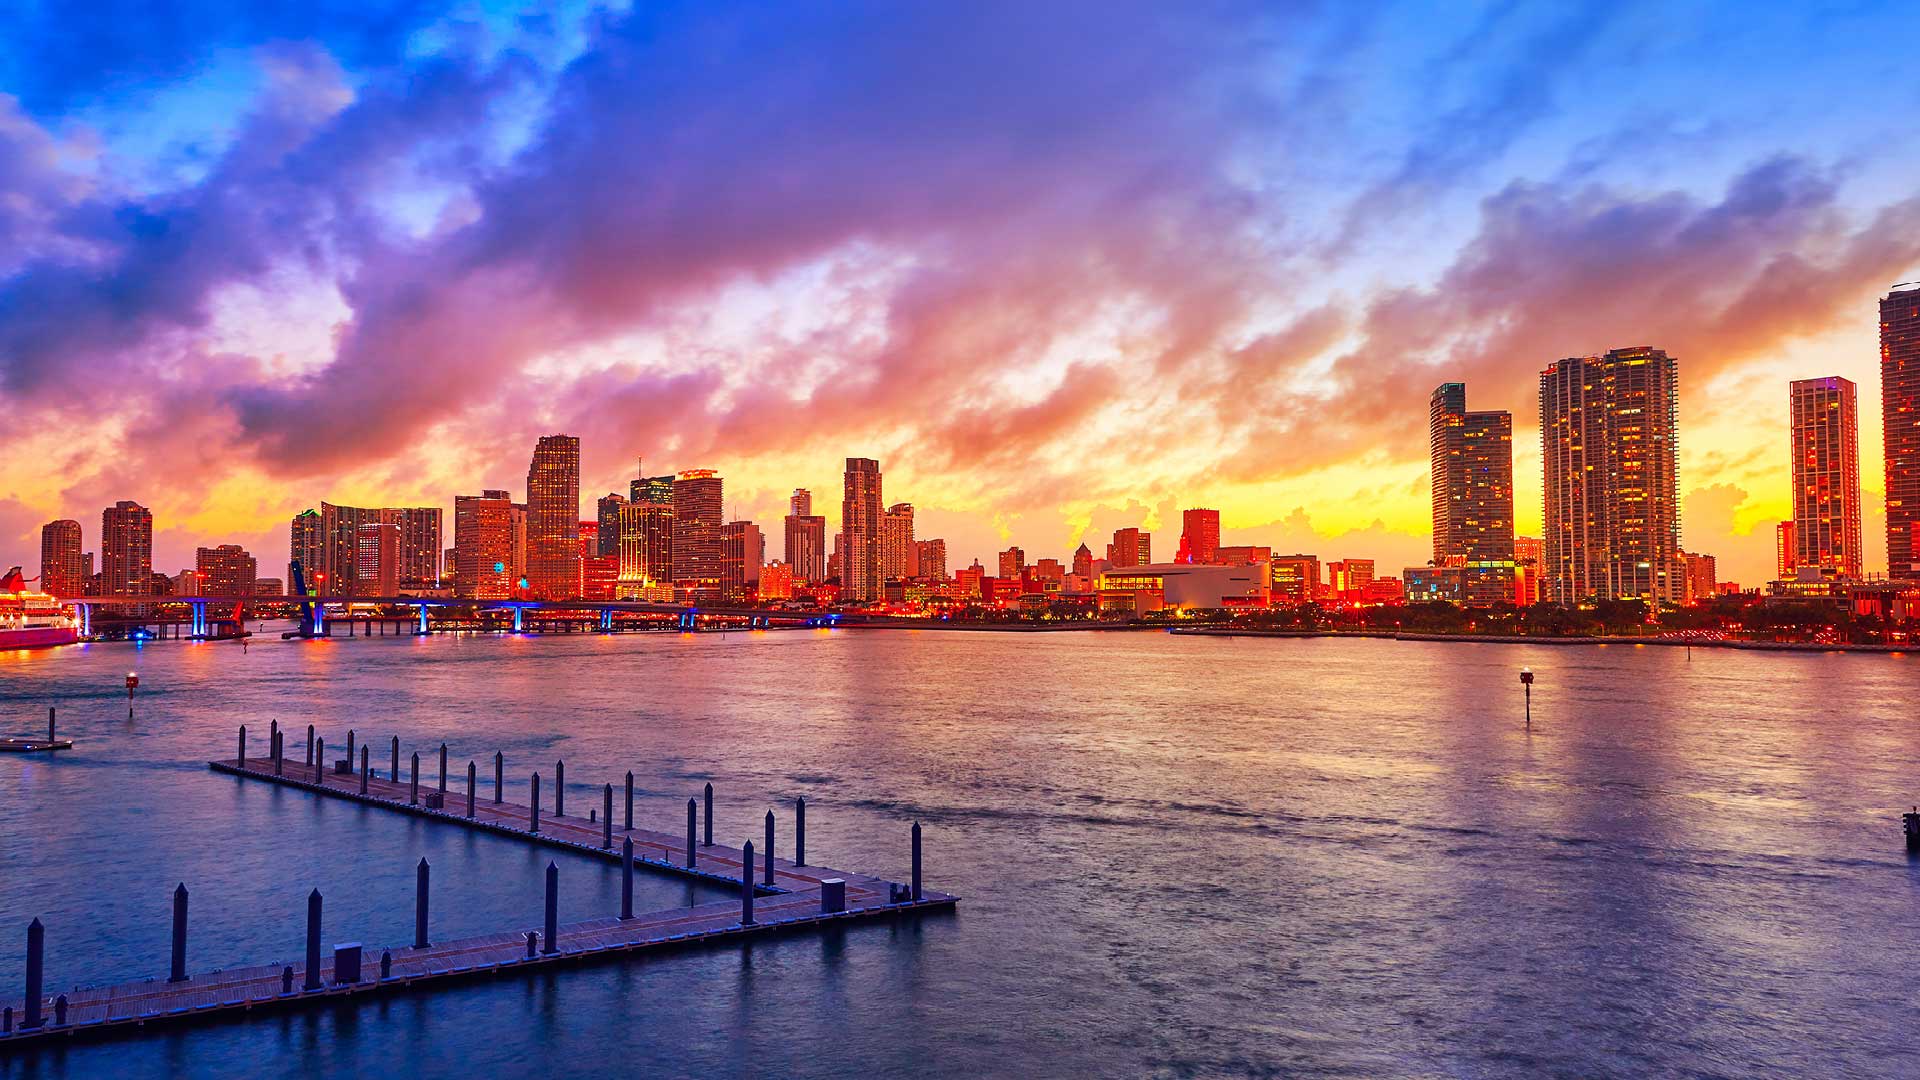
[1,1,1916,586]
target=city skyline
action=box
[3,6,1920,590]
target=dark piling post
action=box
[621,838,634,919]
[415,858,430,948]
[409,753,420,805]
[530,773,541,833]
[282,966,292,994]
[270,718,278,747]
[555,760,565,817]
[168,883,188,982]
[238,725,246,768]
[273,730,284,776]
[359,745,369,794]
[438,744,448,793]
[346,729,355,767]
[765,810,776,885]
[624,771,634,831]
[542,863,558,954]
[686,799,697,867]
[303,889,323,990]
[704,782,714,846]
[494,751,503,803]
[305,724,314,767]
[602,784,613,848]
[796,797,806,866]
[315,737,325,784]
[740,842,756,925]
[524,932,536,959]
[912,821,922,901]
[391,736,399,782]
[467,760,477,818]
[24,918,44,1028]
[47,706,54,745]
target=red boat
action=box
[0,566,80,650]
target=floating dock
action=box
[0,708,70,752]
[0,732,953,1048]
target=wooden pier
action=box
[0,732,954,1048]
[0,708,71,753]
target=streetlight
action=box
[1519,667,1534,729]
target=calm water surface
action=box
[0,628,1915,1078]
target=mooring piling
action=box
[704,782,714,846]
[686,798,697,867]
[602,784,613,849]
[493,751,503,803]
[467,760,477,818]
[169,883,188,982]
[624,771,634,831]
[415,858,430,948]
[542,863,558,954]
[237,725,246,769]
[741,841,756,925]
[359,745,369,794]
[304,725,314,767]
[24,918,44,1028]
[438,744,448,794]
[765,811,776,885]
[621,837,634,919]
[796,797,807,866]
[390,736,399,782]
[530,773,541,834]
[303,890,323,991]
[555,760,565,817]
[409,752,420,805]
[912,821,923,902]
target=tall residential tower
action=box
[1539,348,1682,604]
[1788,376,1863,579]
[1882,284,1920,579]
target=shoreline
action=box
[1166,627,1913,654]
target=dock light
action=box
[1519,667,1533,729]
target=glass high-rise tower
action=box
[524,435,581,599]
[1539,348,1682,605]
[1881,284,1920,579]
[1788,376,1862,579]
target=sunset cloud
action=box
[0,2,1914,583]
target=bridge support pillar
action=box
[512,607,524,633]
[417,606,430,635]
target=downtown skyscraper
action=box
[784,489,826,583]
[671,469,724,602]
[1882,284,1920,579]
[1430,382,1516,604]
[1178,509,1220,565]
[453,489,515,599]
[1788,376,1863,579]
[841,458,883,601]
[525,435,581,599]
[1539,347,1683,604]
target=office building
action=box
[841,458,883,602]
[616,499,674,600]
[1540,347,1683,603]
[595,493,627,558]
[1178,509,1220,564]
[1270,554,1320,604]
[722,520,764,600]
[525,435,581,599]
[454,490,515,599]
[784,489,827,583]
[672,469,724,602]
[1106,528,1151,568]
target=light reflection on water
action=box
[0,628,1915,1077]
